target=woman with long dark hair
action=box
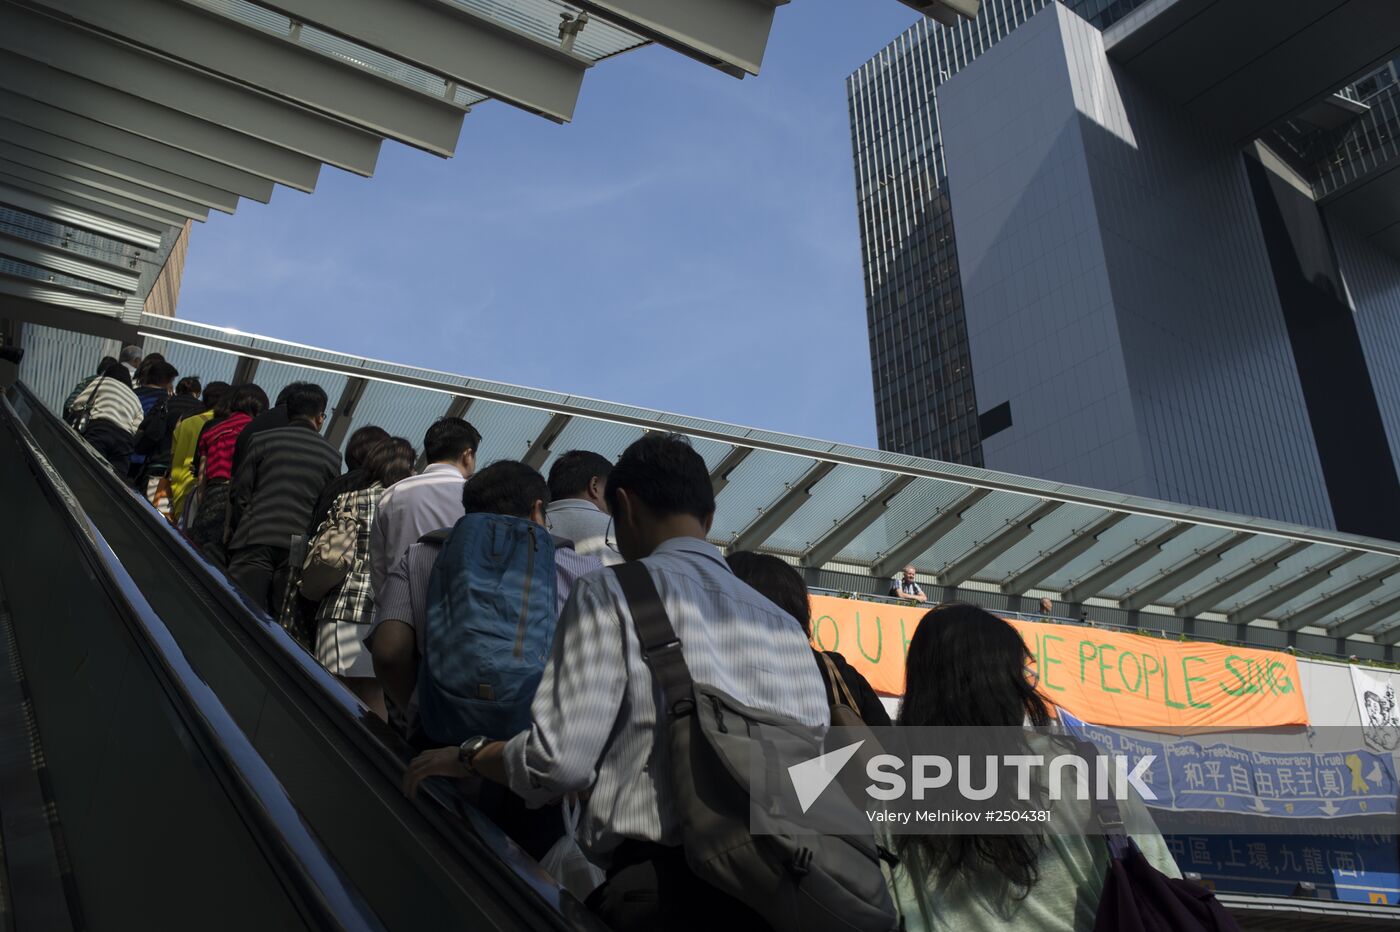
[889,603,1177,931]
[725,550,890,726]
[307,436,416,720]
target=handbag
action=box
[539,796,606,900]
[300,504,358,600]
[1087,742,1243,932]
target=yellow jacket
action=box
[169,409,214,518]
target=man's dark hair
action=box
[144,359,178,387]
[228,383,269,417]
[202,381,232,410]
[423,416,481,464]
[95,356,117,376]
[462,461,549,519]
[101,362,133,388]
[726,551,811,634]
[344,424,391,471]
[548,449,613,501]
[284,382,328,421]
[273,383,297,407]
[176,376,202,396]
[604,433,714,522]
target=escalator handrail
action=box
[0,391,386,932]
[8,380,592,931]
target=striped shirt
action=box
[502,536,828,857]
[369,464,466,595]
[366,531,602,733]
[228,421,340,550]
[69,376,144,435]
[196,412,252,482]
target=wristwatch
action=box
[458,735,491,776]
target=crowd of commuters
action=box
[65,350,1183,932]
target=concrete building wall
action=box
[939,3,1335,527]
[1334,218,1400,472]
[936,6,1148,495]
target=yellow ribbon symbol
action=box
[1345,754,1370,793]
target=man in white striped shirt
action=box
[368,417,479,595]
[406,434,827,929]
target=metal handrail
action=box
[0,391,384,932]
[7,380,591,929]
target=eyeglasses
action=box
[1024,663,1040,688]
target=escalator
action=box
[0,380,597,932]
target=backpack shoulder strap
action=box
[611,562,695,718]
[418,527,452,546]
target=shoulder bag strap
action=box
[820,651,860,711]
[78,374,108,426]
[612,561,695,718]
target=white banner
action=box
[1352,666,1400,752]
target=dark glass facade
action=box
[847,0,1150,464]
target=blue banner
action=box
[1058,709,1398,819]
[1166,833,1399,905]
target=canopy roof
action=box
[0,0,790,326]
[37,313,1387,649]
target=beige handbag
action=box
[300,506,357,600]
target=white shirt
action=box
[545,499,621,565]
[368,463,465,595]
[503,536,829,856]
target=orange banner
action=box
[808,595,1307,730]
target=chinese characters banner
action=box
[808,595,1308,729]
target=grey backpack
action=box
[612,562,898,932]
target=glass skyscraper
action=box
[847,0,1147,464]
[847,1,1400,537]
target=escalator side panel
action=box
[0,425,311,931]
[22,416,495,930]
[9,384,593,932]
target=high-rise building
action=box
[847,1,1400,539]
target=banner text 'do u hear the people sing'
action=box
[808,595,1307,729]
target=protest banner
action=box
[808,594,1308,729]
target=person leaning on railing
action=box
[890,564,927,602]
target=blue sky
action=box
[176,1,920,448]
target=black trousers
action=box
[585,842,769,932]
[226,544,291,616]
[81,420,134,477]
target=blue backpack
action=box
[418,513,559,744]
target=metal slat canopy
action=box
[999,511,1128,595]
[0,91,277,203]
[936,499,1060,588]
[30,0,469,156]
[258,0,592,122]
[1173,540,1313,619]
[1062,524,1189,605]
[1227,552,1363,626]
[1329,593,1400,640]
[0,0,806,329]
[15,312,1400,652]
[1117,532,1250,613]
[730,460,836,553]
